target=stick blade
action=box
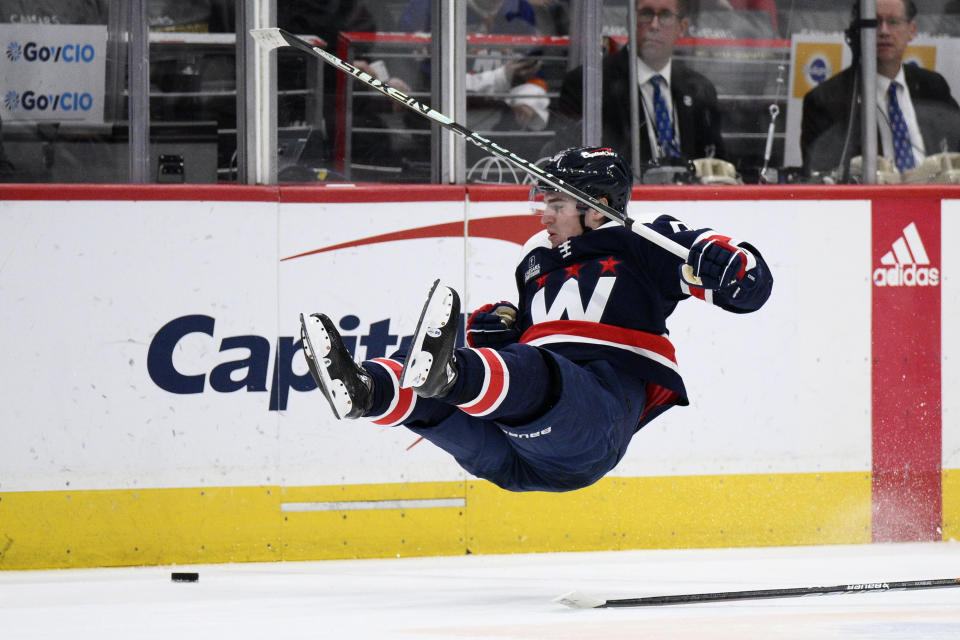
[554,591,606,609]
[248,27,289,51]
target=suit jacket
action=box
[555,47,726,165]
[801,64,960,174]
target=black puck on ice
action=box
[171,572,199,583]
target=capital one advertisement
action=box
[0,24,107,123]
[0,191,878,495]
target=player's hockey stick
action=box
[555,577,960,609]
[248,28,691,262]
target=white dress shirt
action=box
[636,58,680,159]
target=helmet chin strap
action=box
[578,197,608,235]
[579,212,590,235]
[575,203,592,235]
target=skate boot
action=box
[300,312,373,419]
[400,279,461,398]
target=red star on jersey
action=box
[536,274,549,289]
[599,256,621,275]
[565,263,583,279]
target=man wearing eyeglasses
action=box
[800,0,960,176]
[554,0,726,167]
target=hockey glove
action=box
[466,301,520,349]
[684,236,757,291]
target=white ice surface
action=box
[3,542,960,639]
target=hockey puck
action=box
[171,572,199,583]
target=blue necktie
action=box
[651,75,679,158]
[888,81,915,172]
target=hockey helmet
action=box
[536,147,633,214]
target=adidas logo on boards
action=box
[873,222,939,287]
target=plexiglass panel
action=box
[3,0,960,184]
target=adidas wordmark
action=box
[873,222,939,287]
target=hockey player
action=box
[300,146,772,492]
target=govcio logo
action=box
[873,222,939,287]
[7,41,95,63]
[3,89,94,112]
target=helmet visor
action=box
[528,185,588,216]
[528,185,550,215]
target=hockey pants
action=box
[365,343,647,492]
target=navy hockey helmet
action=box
[539,146,633,214]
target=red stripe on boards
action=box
[871,197,942,542]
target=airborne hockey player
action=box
[300,146,773,492]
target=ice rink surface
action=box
[3,542,960,639]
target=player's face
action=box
[539,193,586,248]
[875,0,915,73]
[636,0,687,70]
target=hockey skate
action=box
[399,279,461,398]
[299,312,373,419]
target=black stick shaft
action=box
[249,28,694,261]
[600,578,960,608]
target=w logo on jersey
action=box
[531,276,615,322]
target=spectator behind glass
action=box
[397,0,551,134]
[553,0,726,166]
[0,0,107,23]
[800,0,960,177]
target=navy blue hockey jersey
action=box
[513,214,773,424]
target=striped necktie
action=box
[888,81,915,172]
[651,75,679,158]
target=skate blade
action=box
[399,280,454,389]
[300,313,353,420]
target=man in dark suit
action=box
[554,0,726,166]
[801,0,960,176]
